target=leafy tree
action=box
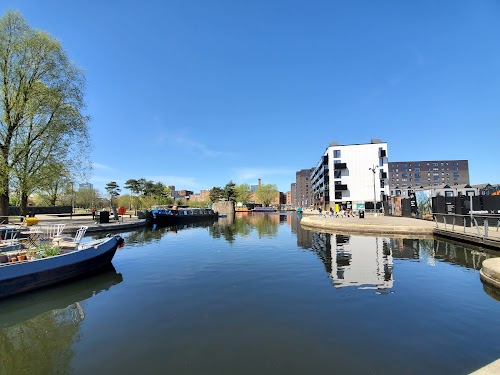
[256,184,278,207]
[105,181,120,207]
[223,180,237,202]
[209,187,223,202]
[124,179,140,209]
[235,183,253,204]
[0,11,89,215]
[75,187,99,209]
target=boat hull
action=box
[0,235,123,299]
[153,213,218,226]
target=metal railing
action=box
[433,213,500,238]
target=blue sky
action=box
[2,1,500,194]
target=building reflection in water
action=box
[310,232,394,290]
[293,213,496,290]
[0,267,122,374]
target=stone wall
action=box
[212,201,235,215]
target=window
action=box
[333,150,341,158]
[401,168,407,172]
[415,163,420,167]
[415,168,420,172]
[334,170,341,178]
[379,158,384,167]
[445,191,453,197]
[335,192,342,199]
[380,180,385,188]
[433,162,439,167]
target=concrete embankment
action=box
[300,214,435,236]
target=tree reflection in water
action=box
[209,213,280,242]
[0,305,82,374]
[0,268,122,374]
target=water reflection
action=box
[0,267,122,374]
[290,214,496,291]
[386,238,492,270]
[309,233,394,289]
[209,213,281,242]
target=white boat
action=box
[0,235,124,299]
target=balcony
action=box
[334,163,347,170]
[334,184,348,191]
[379,149,386,158]
[380,172,387,179]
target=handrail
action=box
[433,213,500,238]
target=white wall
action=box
[328,143,389,205]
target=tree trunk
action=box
[0,193,9,217]
[20,192,29,216]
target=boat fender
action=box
[117,236,125,248]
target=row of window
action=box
[392,176,460,182]
[390,185,466,196]
[392,162,459,168]
[392,171,460,177]
[392,167,460,172]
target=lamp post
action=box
[70,182,74,220]
[369,165,379,217]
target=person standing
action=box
[91,207,96,220]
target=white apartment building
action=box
[311,139,389,211]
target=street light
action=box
[369,165,379,217]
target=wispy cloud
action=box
[363,47,425,102]
[93,162,115,171]
[173,135,224,158]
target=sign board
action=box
[408,192,418,216]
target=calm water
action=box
[1,213,499,375]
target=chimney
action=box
[258,179,261,187]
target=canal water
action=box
[1,213,499,375]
